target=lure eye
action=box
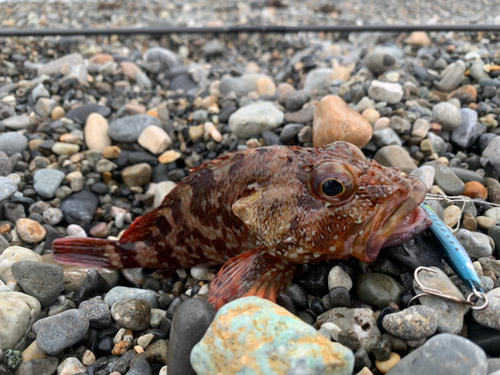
[321,179,344,197]
[308,162,356,204]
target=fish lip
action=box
[353,175,428,262]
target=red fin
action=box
[119,210,160,244]
[52,238,138,269]
[208,246,298,310]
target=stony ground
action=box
[2,1,500,375]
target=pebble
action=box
[168,298,216,375]
[122,163,152,187]
[363,49,396,75]
[386,333,487,375]
[456,229,493,258]
[410,166,435,190]
[15,218,46,244]
[356,273,404,309]
[191,297,354,375]
[84,113,111,151]
[473,288,500,329]
[228,102,284,138]
[51,142,79,155]
[104,286,159,308]
[3,115,33,130]
[56,357,86,375]
[32,309,89,355]
[368,80,403,104]
[0,132,28,156]
[426,161,465,195]
[432,102,461,131]
[312,95,372,148]
[138,126,172,154]
[144,47,182,71]
[17,356,58,375]
[66,103,111,124]
[451,108,486,148]
[109,115,163,143]
[373,145,417,173]
[375,352,401,374]
[328,266,353,291]
[79,299,113,329]
[0,292,40,350]
[435,60,466,92]
[0,176,18,202]
[60,190,99,227]
[111,298,151,331]
[382,305,438,340]
[33,169,65,199]
[303,68,333,92]
[11,261,64,307]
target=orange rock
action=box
[362,108,380,125]
[447,85,477,104]
[120,61,141,80]
[0,223,10,234]
[16,218,46,244]
[462,181,488,200]
[102,146,121,159]
[312,95,372,148]
[404,31,431,46]
[146,109,159,119]
[111,340,131,356]
[256,76,276,96]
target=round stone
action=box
[228,102,284,138]
[111,298,151,331]
[432,102,461,131]
[85,113,111,151]
[51,106,65,120]
[122,163,152,187]
[382,305,438,340]
[15,218,46,244]
[33,169,66,199]
[109,115,163,143]
[356,273,404,309]
[138,126,172,154]
[328,266,353,291]
[0,132,28,156]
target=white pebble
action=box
[57,357,86,375]
[328,266,353,291]
[66,224,87,238]
[137,333,155,349]
[113,328,126,345]
[320,322,342,342]
[159,366,167,375]
[150,308,167,328]
[190,266,212,281]
[198,284,210,296]
[81,350,95,366]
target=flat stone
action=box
[33,169,65,199]
[356,273,404,309]
[32,309,89,355]
[60,190,99,228]
[122,163,152,187]
[104,286,159,308]
[432,102,461,131]
[38,53,83,76]
[386,333,487,375]
[425,161,465,195]
[451,108,486,148]
[0,176,17,202]
[0,132,28,156]
[382,305,438,340]
[229,102,284,138]
[411,166,435,190]
[17,356,58,375]
[368,80,403,104]
[191,297,354,375]
[435,60,466,92]
[456,229,493,259]
[15,218,46,244]
[374,145,418,173]
[3,115,33,130]
[303,68,333,92]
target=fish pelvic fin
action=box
[52,237,140,269]
[208,245,298,310]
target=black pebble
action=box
[96,336,113,356]
[276,290,297,315]
[311,298,326,315]
[328,286,351,308]
[286,284,307,309]
[377,306,398,334]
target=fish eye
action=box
[321,179,344,197]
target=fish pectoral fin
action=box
[207,245,297,310]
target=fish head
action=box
[246,141,431,263]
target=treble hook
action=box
[409,266,489,311]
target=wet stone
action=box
[356,273,404,309]
[286,283,308,308]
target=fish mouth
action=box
[351,175,431,262]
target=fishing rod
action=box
[0,24,499,37]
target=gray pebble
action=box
[356,273,404,309]
[451,108,486,148]
[456,229,492,259]
[33,169,66,199]
[0,176,18,202]
[111,298,151,331]
[382,305,438,340]
[0,132,28,156]
[104,286,159,308]
[426,161,465,195]
[78,299,113,329]
[108,115,163,143]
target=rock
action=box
[432,102,461,131]
[32,309,89,355]
[3,115,33,130]
[191,297,354,375]
[435,60,466,92]
[285,90,310,112]
[11,261,63,307]
[482,137,500,178]
[15,219,46,244]
[38,53,83,76]
[411,166,435,190]
[60,190,99,228]
[51,106,65,120]
[375,352,401,374]
[170,74,198,92]
[451,108,486,148]
[386,333,487,375]
[109,115,163,143]
[473,288,500,329]
[426,161,465,195]
[33,169,65,199]
[363,50,396,75]
[303,68,333,92]
[104,286,159,308]
[373,145,417,173]
[0,151,12,177]
[284,106,315,124]
[382,305,438,340]
[111,298,151,331]
[84,113,111,151]
[219,78,252,97]
[229,102,284,138]
[154,181,176,207]
[138,126,172,154]
[328,266,353,291]
[356,273,404,309]
[168,298,216,375]
[0,292,40,350]
[122,163,152,187]
[17,356,58,375]
[126,359,153,375]
[0,246,42,289]
[405,31,431,46]
[318,307,381,350]
[51,142,79,155]
[279,123,304,143]
[368,80,403,104]
[372,128,402,147]
[456,229,492,258]
[66,103,111,124]
[144,47,182,71]
[56,357,86,375]
[312,95,372,148]
[0,176,18,202]
[0,101,15,120]
[256,76,276,96]
[0,132,28,156]
[78,299,112,329]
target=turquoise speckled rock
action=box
[190,296,354,375]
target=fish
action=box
[52,141,432,309]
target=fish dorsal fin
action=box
[118,209,161,244]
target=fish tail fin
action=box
[52,237,138,269]
[208,246,298,310]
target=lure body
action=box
[53,142,432,309]
[421,203,483,291]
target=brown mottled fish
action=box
[53,142,431,309]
